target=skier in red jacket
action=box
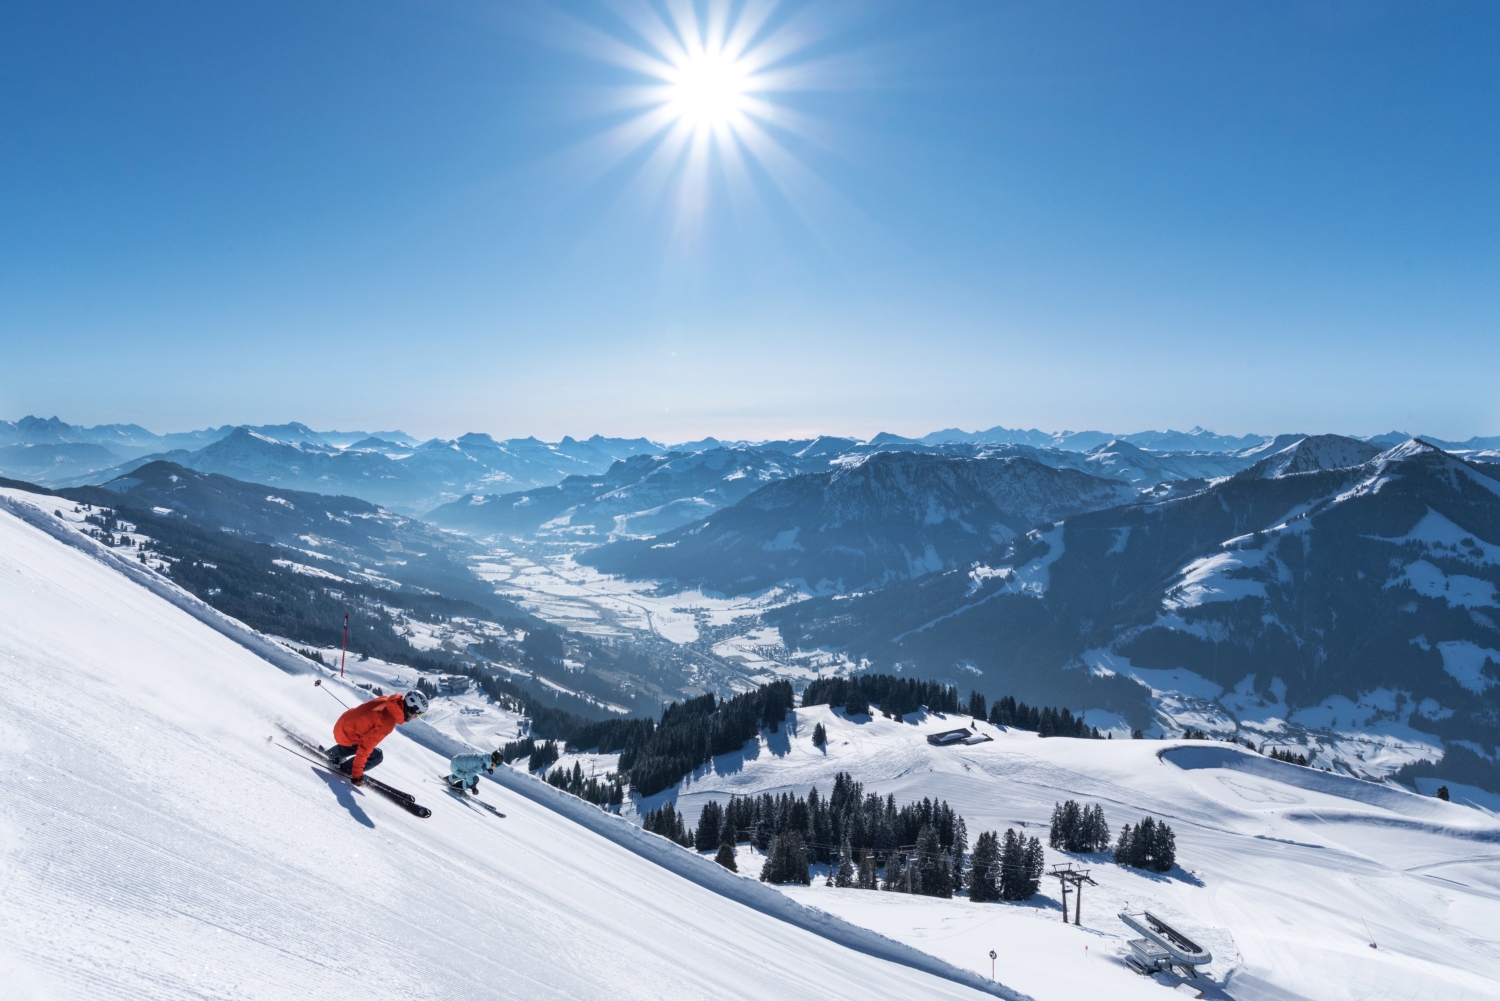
[325,690,429,785]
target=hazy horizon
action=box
[6,410,1490,449]
[3,2,1496,439]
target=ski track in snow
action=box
[0,495,1009,1001]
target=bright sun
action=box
[667,50,749,130]
[564,0,826,234]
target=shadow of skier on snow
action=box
[315,768,375,828]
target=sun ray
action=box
[534,0,856,250]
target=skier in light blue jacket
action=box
[447,750,501,793]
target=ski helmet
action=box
[403,689,430,717]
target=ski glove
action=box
[351,775,365,787]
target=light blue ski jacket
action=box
[448,752,491,789]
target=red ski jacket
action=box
[333,694,407,780]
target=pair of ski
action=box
[278,728,433,819]
[437,779,506,819]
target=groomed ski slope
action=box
[651,705,1500,1001]
[0,500,1005,1001]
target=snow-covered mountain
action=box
[85,459,495,600]
[69,427,661,514]
[582,452,1136,595]
[427,446,829,541]
[0,416,423,468]
[1233,434,1383,479]
[902,425,1272,453]
[427,438,1323,545]
[760,440,1500,793]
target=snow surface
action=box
[0,499,1010,1001]
[1164,548,1269,611]
[1436,641,1500,694]
[1388,559,1498,609]
[643,705,1500,1001]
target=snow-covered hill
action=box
[1234,435,1383,479]
[633,704,1500,1001]
[0,491,1019,1001]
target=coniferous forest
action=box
[568,682,797,796]
[635,772,1063,904]
[1047,800,1111,853]
[1115,816,1177,872]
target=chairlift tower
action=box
[1049,863,1097,925]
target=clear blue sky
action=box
[1,1,1496,442]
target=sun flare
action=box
[555,0,836,240]
[667,50,749,130]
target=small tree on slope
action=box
[968,831,1000,902]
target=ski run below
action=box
[4,485,1500,1000]
[0,498,999,1001]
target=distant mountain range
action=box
[10,417,1496,793]
[0,418,659,514]
[426,446,831,541]
[6,415,1498,518]
[580,451,1135,594]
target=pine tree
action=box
[1081,803,1110,852]
[714,842,738,872]
[1137,818,1159,870]
[812,722,827,747]
[997,829,1044,900]
[999,830,1023,899]
[1438,785,1451,801]
[856,848,879,889]
[760,832,811,885]
[1115,816,1176,872]
[885,850,917,893]
[968,831,1000,902]
[835,833,855,887]
[1148,819,1175,872]
[695,800,724,851]
[1115,823,1139,867]
[967,691,987,720]
[914,824,953,898]
[1022,835,1045,897]
[950,815,968,890]
[1051,800,1109,852]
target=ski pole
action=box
[315,678,350,710]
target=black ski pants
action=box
[327,744,384,774]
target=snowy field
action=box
[470,549,789,643]
[643,706,1500,1001]
[472,546,858,684]
[0,496,1004,1001]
